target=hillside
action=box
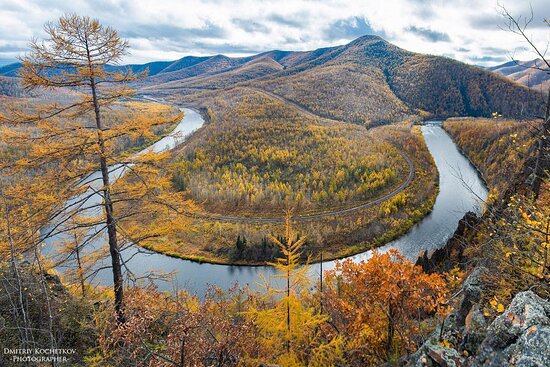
[0,62,20,77]
[143,55,285,92]
[0,76,27,97]
[143,35,546,122]
[489,59,550,93]
[142,54,253,85]
[406,118,550,367]
[444,118,538,197]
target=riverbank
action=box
[139,185,438,266]
[117,100,183,154]
[136,124,440,266]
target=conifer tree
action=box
[249,211,332,366]
[0,15,182,323]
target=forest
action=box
[442,117,548,300]
[444,117,538,197]
[255,62,410,126]
[172,118,405,214]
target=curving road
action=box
[245,87,346,124]
[186,87,417,224]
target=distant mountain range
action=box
[488,59,550,94]
[1,35,546,121]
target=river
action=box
[44,110,488,295]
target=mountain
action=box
[0,60,177,78]
[143,54,254,84]
[143,35,545,123]
[1,36,546,121]
[489,59,550,93]
[111,60,173,76]
[0,63,22,77]
[141,55,285,92]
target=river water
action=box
[44,111,488,295]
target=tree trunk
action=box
[95,95,125,324]
[34,245,58,367]
[3,200,32,351]
[73,231,86,298]
[319,251,323,312]
[386,304,395,360]
[286,255,291,354]
[86,42,125,323]
[531,87,550,196]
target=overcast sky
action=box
[0,0,548,66]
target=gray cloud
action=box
[325,16,382,41]
[0,44,27,52]
[471,2,550,31]
[468,55,508,64]
[406,26,450,42]
[481,46,530,57]
[513,0,550,28]
[185,43,263,55]
[469,13,504,30]
[232,19,269,33]
[267,13,305,28]
[122,22,226,41]
[481,46,510,55]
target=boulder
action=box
[456,267,486,326]
[460,305,487,354]
[410,339,465,367]
[481,291,550,349]
[415,212,481,273]
[407,290,550,367]
[505,325,550,367]
[473,291,550,366]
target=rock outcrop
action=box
[406,268,550,367]
[415,212,481,273]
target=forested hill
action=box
[1,35,545,121]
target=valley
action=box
[2,35,544,266]
[112,36,544,265]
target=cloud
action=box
[406,26,450,42]
[469,13,506,31]
[0,0,548,66]
[0,44,27,53]
[122,22,226,41]
[267,13,305,28]
[468,55,508,64]
[232,19,269,33]
[325,16,383,41]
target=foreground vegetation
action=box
[1,219,450,367]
